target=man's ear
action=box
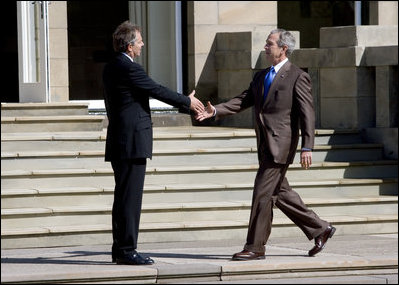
[282,45,288,53]
[126,43,133,53]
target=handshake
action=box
[188,90,215,122]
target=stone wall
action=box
[209,25,398,159]
[291,25,398,130]
[187,1,277,105]
[291,25,398,159]
[369,1,398,25]
[48,1,69,102]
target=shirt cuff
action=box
[301,148,312,152]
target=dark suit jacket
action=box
[103,53,191,161]
[215,61,315,165]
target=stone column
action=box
[376,66,398,128]
[48,1,69,102]
[187,1,277,104]
[369,1,398,25]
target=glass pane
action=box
[147,1,177,91]
[22,1,40,83]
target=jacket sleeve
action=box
[127,62,191,111]
[295,72,315,150]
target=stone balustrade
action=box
[214,25,397,159]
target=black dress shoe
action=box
[112,252,154,263]
[111,247,154,263]
[308,225,336,257]
[115,250,154,265]
[232,250,265,261]
[112,253,153,263]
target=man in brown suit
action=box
[196,29,335,260]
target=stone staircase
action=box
[1,103,398,249]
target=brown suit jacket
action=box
[215,61,315,165]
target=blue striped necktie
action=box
[263,66,276,102]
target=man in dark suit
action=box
[196,29,335,260]
[103,21,204,265]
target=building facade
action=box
[2,1,398,150]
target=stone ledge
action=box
[1,178,397,197]
[290,46,398,68]
[2,214,397,236]
[1,143,384,158]
[362,46,398,66]
[319,25,398,48]
[1,115,105,122]
[0,128,362,141]
[1,161,397,177]
[1,102,89,109]
[2,197,397,217]
[221,258,398,279]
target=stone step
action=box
[2,197,397,230]
[151,112,193,127]
[2,214,397,249]
[1,234,397,284]
[2,179,397,208]
[0,128,363,152]
[1,115,106,133]
[2,161,397,189]
[0,102,90,117]
[1,131,108,152]
[1,143,384,170]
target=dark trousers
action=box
[111,158,147,253]
[244,160,329,253]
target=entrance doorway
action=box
[67,1,128,103]
[278,1,370,48]
[1,2,19,102]
[67,1,183,110]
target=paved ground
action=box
[1,234,398,284]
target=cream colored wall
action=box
[370,1,398,25]
[45,0,398,106]
[187,1,277,103]
[48,1,69,102]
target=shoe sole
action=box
[232,256,265,261]
[329,226,336,238]
[113,257,154,264]
[115,260,154,265]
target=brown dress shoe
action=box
[232,250,265,261]
[308,225,336,256]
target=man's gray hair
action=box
[270,29,296,57]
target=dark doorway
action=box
[1,2,19,102]
[278,1,361,48]
[67,1,128,101]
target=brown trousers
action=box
[244,160,329,253]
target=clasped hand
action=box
[189,92,215,121]
[195,101,215,122]
[188,90,205,114]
